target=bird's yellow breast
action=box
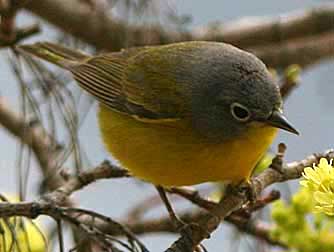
[98,105,278,186]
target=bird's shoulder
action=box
[71,44,193,123]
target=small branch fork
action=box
[0,199,148,252]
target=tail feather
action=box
[17,42,90,69]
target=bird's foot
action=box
[238,180,257,203]
[156,185,210,250]
[225,180,257,203]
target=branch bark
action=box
[195,4,334,48]
[0,97,63,190]
[23,0,334,68]
[0,24,40,48]
[0,97,93,251]
[24,0,334,50]
[252,31,334,68]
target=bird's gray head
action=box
[188,42,298,141]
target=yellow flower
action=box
[300,158,334,215]
[314,191,334,215]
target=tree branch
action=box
[0,24,40,48]
[165,147,334,251]
[196,4,334,48]
[23,0,334,69]
[252,31,334,68]
[0,97,64,190]
[24,0,189,51]
[0,200,148,252]
[24,0,334,50]
[46,160,129,204]
[124,210,286,247]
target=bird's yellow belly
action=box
[98,106,278,186]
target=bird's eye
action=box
[230,103,251,122]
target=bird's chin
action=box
[248,121,269,129]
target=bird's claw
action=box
[239,180,257,203]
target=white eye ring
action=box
[230,103,251,122]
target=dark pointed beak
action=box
[266,111,299,135]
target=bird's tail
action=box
[17,42,90,69]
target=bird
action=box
[17,41,298,186]
[18,41,298,227]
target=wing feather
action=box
[69,46,188,121]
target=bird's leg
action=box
[156,185,185,230]
[156,186,211,251]
[156,185,210,251]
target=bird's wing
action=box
[70,46,189,122]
